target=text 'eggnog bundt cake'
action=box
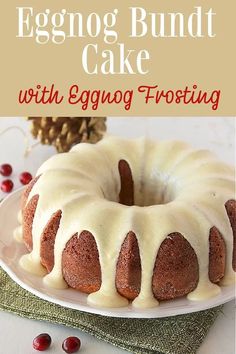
[18,137,235,309]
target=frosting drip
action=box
[19,137,235,308]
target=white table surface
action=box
[0,117,235,354]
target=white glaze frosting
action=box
[19,137,235,308]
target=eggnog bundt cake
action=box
[18,137,235,308]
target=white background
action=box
[0,117,235,353]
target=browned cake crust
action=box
[21,175,40,209]
[22,195,39,251]
[118,160,134,206]
[116,231,141,300]
[152,232,199,300]
[209,227,226,282]
[62,231,101,293]
[21,161,236,302]
[225,200,236,271]
[40,210,62,272]
[21,175,41,250]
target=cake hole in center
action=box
[118,159,172,207]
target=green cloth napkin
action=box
[0,268,222,354]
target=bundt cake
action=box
[17,137,235,308]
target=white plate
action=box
[0,189,235,318]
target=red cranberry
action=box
[62,337,81,353]
[0,164,12,177]
[1,179,14,193]
[19,171,33,185]
[33,333,52,351]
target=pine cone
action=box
[27,117,107,153]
